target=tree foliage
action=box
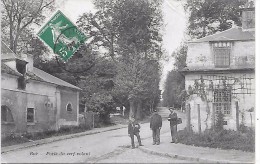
[162,70,185,108]
[162,44,187,108]
[1,0,55,53]
[77,0,164,119]
[77,0,163,60]
[215,111,224,131]
[184,0,247,39]
[2,0,164,121]
[36,44,117,120]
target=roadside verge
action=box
[138,134,255,164]
[1,124,127,154]
[139,146,228,163]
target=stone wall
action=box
[186,42,213,68]
[185,72,255,132]
[59,87,79,126]
[186,41,255,69]
[1,76,59,138]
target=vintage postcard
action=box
[1,0,257,163]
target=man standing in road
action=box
[150,109,162,145]
[128,117,143,149]
[168,107,179,143]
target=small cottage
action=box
[1,41,81,139]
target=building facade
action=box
[182,2,255,132]
[1,42,81,138]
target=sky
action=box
[51,0,187,91]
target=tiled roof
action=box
[32,67,81,90]
[1,62,22,76]
[1,41,18,60]
[26,71,44,81]
[181,67,255,73]
[189,27,255,43]
[1,41,81,90]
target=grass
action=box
[177,128,255,152]
[2,124,106,147]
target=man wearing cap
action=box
[150,109,162,145]
[128,117,143,149]
[168,107,178,143]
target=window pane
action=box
[223,103,231,114]
[67,103,72,111]
[227,42,230,47]
[214,89,231,115]
[214,47,230,67]
[27,108,34,122]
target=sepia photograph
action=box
[1,0,257,163]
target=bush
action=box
[215,112,224,131]
[59,126,72,134]
[2,126,91,147]
[177,128,255,152]
[1,134,30,147]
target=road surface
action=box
[2,108,189,163]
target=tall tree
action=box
[1,0,54,53]
[162,44,187,108]
[22,28,50,65]
[36,43,117,123]
[162,70,185,108]
[184,0,246,39]
[77,0,164,119]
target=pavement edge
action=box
[1,125,127,154]
[138,146,233,163]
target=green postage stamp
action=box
[37,10,87,61]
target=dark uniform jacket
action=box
[168,112,178,126]
[150,113,162,130]
[128,121,140,135]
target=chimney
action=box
[21,54,34,72]
[241,0,255,31]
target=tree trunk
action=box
[129,99,135,119]
[9,24,14,52]
[136,100,142,120]
[150,100,154,113]
[9,6,14,52]
[13,33,20,54]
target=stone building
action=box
[1,41,81,139]
[182,1,255,132]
